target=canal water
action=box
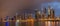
[1,20,60,26]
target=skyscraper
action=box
[35,9,41,19]
[42,7,47,18]
[48,7,51,18]
[50,8,55,18]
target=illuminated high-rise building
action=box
[43,8,47,15]
[47,5,55,18]
[50,8,55,18]
[35,9,41,19]
[48,5,51,18]
[42,7,47,18]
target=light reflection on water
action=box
[1,20,60,26]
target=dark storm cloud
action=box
[0,0,59,17]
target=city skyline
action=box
[0,0,60,26]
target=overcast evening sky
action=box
[0,0,60,17]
